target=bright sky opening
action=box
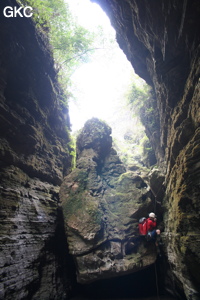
[66,0,143,134]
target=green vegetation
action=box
[112,77,157,168]
[68,136,76,169]
[17,0,157,168]
[127,79,159,135]
[18,0,95,109]
[126,81,150,116]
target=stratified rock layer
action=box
[0,0,199,299]
[0,1,73,299]
[92,1,200,299]
[60,118,157,283]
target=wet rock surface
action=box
[0,169,67,300]
[60,118,157,283]
[0,0,200,299]
[0,2,74,299]
[92,0,200,299]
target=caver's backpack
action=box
[138,217,148,236]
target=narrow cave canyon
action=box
[0,0,200,300]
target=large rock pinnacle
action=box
[60,118,157,283]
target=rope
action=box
[154,197,157,213]
[151,184,164,214]
[154,263,160,300]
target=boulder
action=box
[60,118,157,283]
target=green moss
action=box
[62,192,102,228]
[62,192,83,217]
[117,172,139,192]
[180,236,189,254]
[62,169,88,217]
[62,168,102,227]
[86,202,102,225]
[73,169,88,190]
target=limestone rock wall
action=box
[60,118,158,284]
[92,0,200,299]
[0,1,74,299]
[1,0,200,298]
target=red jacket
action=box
[146,218,157,232]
